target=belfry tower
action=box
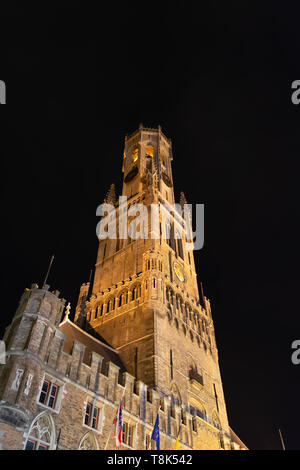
[76,125,231,446]
[0,125,247,450]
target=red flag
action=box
[113,399,123,448]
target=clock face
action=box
[173,262,185,282]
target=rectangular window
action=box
[92,406,99,429]
[25,439,49,451]
[38,443,49,450]
[39,379,59,409]
[48,384,58,409]
[39,380,50,405]
[122,422,126,443]
[177,237,184,259]
[85,403,99,429]
[85,403,92,426]
[145,434,155,449]
[128,425,132,446]
[122,422,134,447]
[25,439,36,450]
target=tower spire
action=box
[104,184,116,205]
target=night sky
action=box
[1,2,300,450]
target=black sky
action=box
[1,2,300,450]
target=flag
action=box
[114,398,123,448]
[174,422,181,450]
[151,412,160,450]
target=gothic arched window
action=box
[212,413,221,430]
[131,147,139,163]
[78,431,99,450]
[165,221,171,246]
[132,287,137,301]
[170,383,182,407]
[190,401,207,422]
[176,233,184,259]
[145,145,154,158]
[137,284,141,298]
[121,291,128,305]
[107,298,115,312]
[25,412,56,450]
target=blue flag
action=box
[151,412,160,450]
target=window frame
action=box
[84,402,100,430]
[25,437,50,451]
[39,379,59,410]
[122,421,134,447]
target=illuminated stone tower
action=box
[79,125,232,448]
[0,125,247,451]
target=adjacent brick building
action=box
[0,126,247,450]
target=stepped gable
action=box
[59,319,126,372]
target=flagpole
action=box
[104,426,114,450]
[278,428,286,450]
[151,406,161,450]
[42,254,55,287]
[104,386,126,450]
[147,406,161,451]
[174,419,182,450]
[177,420,182,438]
